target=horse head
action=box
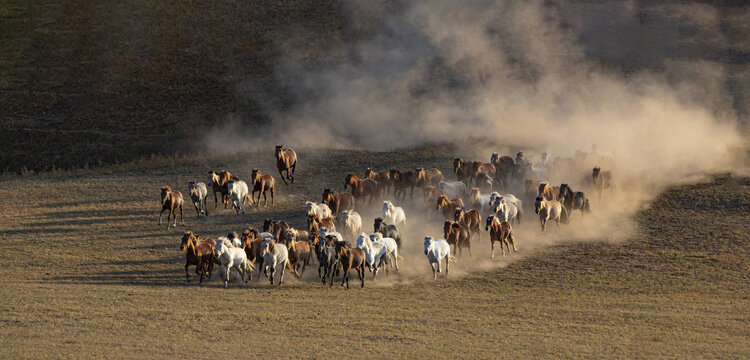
[485,215,496,231]
[423,236,434,255]
[443,220,453,238]
[180,231,194,250]
[436,195,448,210]
[275,145,283,160]
[373,217,384,233]
[454,208,464,222]
[322,188,334,204]
[251,168,261,184]
[160,186,172,205]
[344,173,356,189]
[534,196,544,214]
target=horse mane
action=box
[268,240,276,253]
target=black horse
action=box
[374,217,401,248]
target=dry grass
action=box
[0,147,748,358]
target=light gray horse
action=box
[188,181,208,217]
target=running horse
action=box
[275,145,297,185]
[158,186,184,228]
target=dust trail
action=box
[204,1,747,286]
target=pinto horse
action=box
[321,188,355,216]
[344,173,379,205]
[485,215,516,258]
[158,186,184,228]
[275,145,297,185]
[180,231,215,284]
[251,168,276,207]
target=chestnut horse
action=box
[307,214,336,234]
[331,241,366,289]
[344,173,379,204]
[262,219,289,242]
[241,229,264,280]
[485,215,516,258]
[436,195,464,220]
[251,168,276,207]
[275,145,297,185]
[416,168,443,188]
[365,168,391,194]
[538,182,558,201]
[454,208,481,241]
[180,231,215,284]
[321,188,355,216]
[390,169,417,200]
[287,237,312,278]
[158,186,184,228]
[443,220,471,258]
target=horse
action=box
[485,215,517,258]
[251,168,276,207]
[188,181,208,217]
[444,220,471,258]
[592,167,613,200]
[306,201,333,220]
[331,241,366,288]
[466,161,485,187]
[260,239,289,286]
[227,180,250,215]
[287,237,311,278]
[424,185,440,209]
[470,188,492,216]
[356,233,389,280]
[241,229,264,279]
[215,239,253,288]
[382,200,407,228]
[263,219,289,242]
[416,168,443,187]
[180,231,215,284]
[208,170,238,208]
[281,228,309,246]
[424,236,452,280]
[365,168,391,194]
[321,188,355,216]
[491,153,516,184]
[373,217,401,248]
[438,181,468,200]
[436,195,464,220]
[158,186,184,228]
[538,182,558,201]
[559,184,590,216]
[275,145,297,185]
[454,208,481,241]
[534,196,568,233]
[481,163,497,179]
[368,233,401,272]
[344,173,379,205]
[307,214,336,234]
[317,239,339,284]
[390,169,417,200]
[340,210,362,242]
[475,172,493,193]
[490,197,522,225]
[489,192,523,212]
[453,158,469,184]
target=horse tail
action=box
[244,259,255,272]
[396,254,404,261]
[560,206,569,224]
[448,255,458,263]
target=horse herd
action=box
[164,146,614,288]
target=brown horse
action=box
[281,228,309,246]
[453,158,470,183]
[275,145,298,185]
[365,168,391,194]
[180,231,215,284]
[390,169,417,200]
[592,167,613,200]
[424,185,440,208]
[307,214,336,234]
[344,173,379,204]
[159,186,184,228]
[444,220,471,258]
[538,182,558,201]
[491,153,516,183]
[321,188,355,216]
[416,168,443,187]
[287,237,312,278]
[208,170,238,208]
[485,215,516,258]
[436,194,464,220]
[251,168,276,207]
[481,163,497,178]
[241,231,262,281]
[262,219,289,241]
[332,241,366,288]
[454,208,481,241]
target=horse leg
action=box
[359,266,365,288]
[491,240,495,259]
[270,189,274,206]
[158,208,165,226]
[224,265,230,288]
[185,263,191,282]
[290,163,296,183]
[179,204,183,225]
[279,169,288,185]
[263,190,268,208]
[431,262,437,280]
[278,261,286,286]
[214,191,218,209]
[269,265,275,285]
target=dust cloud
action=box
[206,1,747,285]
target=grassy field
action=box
[0,147,747,358]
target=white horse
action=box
[260,239,289,286]
[423,236,452,280]
[491,198,522,225]
[215,240,253,288]
[306,201,333,220]
[470,188,493,216]
[438,181,468,200]
[227,180,250,214]
[340,210,362,241]
[488,192,523,211]
[368,233,400,272]
[382,201,406,228]
[318,229,343,244]
[356,233,389,279]
[216,235,241,249]
[534,196,568,233]
[188,181,208,217]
